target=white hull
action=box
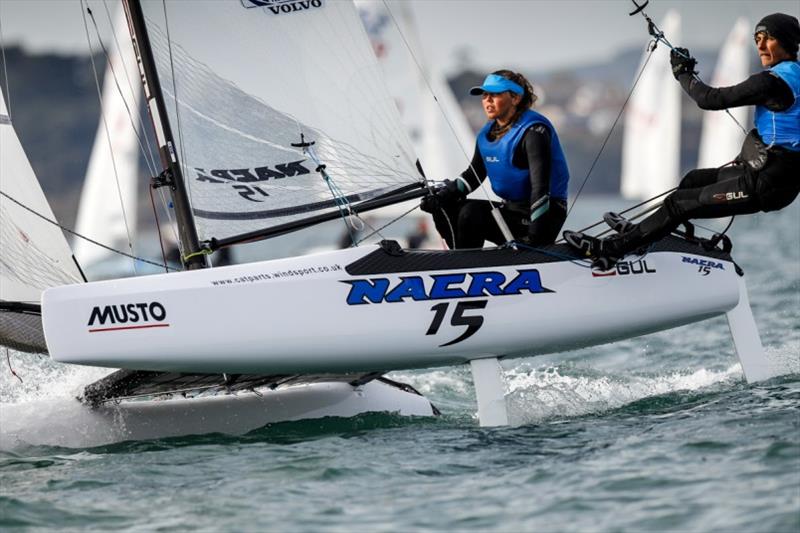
[0,379,435,449]
[43,239,742,375]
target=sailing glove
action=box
[420,179,465,213]
[670,47,697,79]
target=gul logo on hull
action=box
[195,160,311,203]
[241,0,324,15]
[592,259,656,277]
[87,302,169,333]
[342,269,552,306]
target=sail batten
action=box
[136,0,421,243]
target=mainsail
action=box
[0,89,83,352]
[620,10,681,200]
[136,0,422,243]
[697,17,750,168]
[73,4,143,270]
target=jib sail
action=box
[0,89,83,352]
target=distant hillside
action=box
[1,46,101,229]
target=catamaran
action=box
[0,0,771,448]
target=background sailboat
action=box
[72,4,143,278]
[620,10,681,201]
[697,17,751,168]
[353,1,491,249]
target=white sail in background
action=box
[0,90,83,305]
[73,4,142,269]
[356,0,473,180]
[138,1,422,243]
[621,10,681,200]
[698,17,750,168]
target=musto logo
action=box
[87,302,169,333]
[342,269,553,347]
[195,160,310,203]
[241,0,324,15]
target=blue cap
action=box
[469,74,524,96]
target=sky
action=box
[0,0,798,73]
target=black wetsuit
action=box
[430,124,567,249]
[603,66,800,258]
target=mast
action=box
[122,0,206,270]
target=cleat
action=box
[591,255,619,271]
[563,230,601,257]
[603,212,635,234]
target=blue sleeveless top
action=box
[476,109,569,202]
[754,60,800,151]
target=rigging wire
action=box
[379,1,514,244]
[98,0,160,178]
[0,190,179,272]
[566,43,657,220]
[0,13,12,114]
[160,0,192,259]
[629,1,748,136]
[97,0,180,267]
[80,0,138,274]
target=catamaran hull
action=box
[0,379,436,449]
[43,240,742,374]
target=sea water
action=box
[1,198,798,531]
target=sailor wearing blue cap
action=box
[421,70,570,249]
[564,13,800,270]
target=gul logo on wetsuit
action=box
[87,302,169,333]
[712,191,749,202]
[342,269,552,305]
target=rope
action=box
[182,249,212,262]
[511,241,594,270]
[0,190,179,272]
[353,202,419,245]
[5,347,23,384]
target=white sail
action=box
[138,0,422,243]
[356,0,473,180]
[0,90,83,305]
[621,10,681,200]
[73,4,142,269]
[697,17,750,168]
